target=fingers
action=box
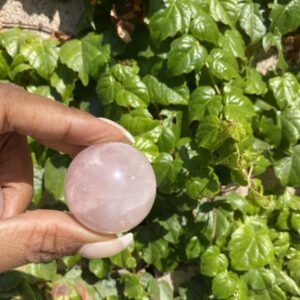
[0,133,33,218]
[0,210,133,272]
[0,83,134,145]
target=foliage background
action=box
[2,0,300,299]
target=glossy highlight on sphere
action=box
[64,142,157,233]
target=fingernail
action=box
[99,118,135,144]
[77,233,133,259]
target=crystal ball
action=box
[64,142,157,233]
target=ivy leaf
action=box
[157,127,176,153]
[196,116,227,150]
[188,86,222,123]
[269,73,300,110]
[19,262,57,281]
[60,33,108,86]
[242,268,275,291]
[229,224,274,271]
[239,3,266,44]
[96,74,116,105]
[186,168,220,199]
[209,0,239,28]
[168,34,207,76]
[212,272,239,299]
[218,30,246,61]
[272,267,300,296]
[244,67,267,95]
[275,145,300,187]
[190,9,220,45]
[143,75,188,105]
[148,279,173,300]
[0,28,38,57]
[21,39,59,80]
[281,110,300,146]
[186,237,202,260]
[89,259,112,279]
[44,155,69,201]
[50,64,76,104]
[208,49,240,81]
[200,246,228,277]
[122,274,146,299]
[269,0,300,35]
[153,153,185,193]
[159,215,184,244]
[149,0,192,44]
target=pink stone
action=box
[64,142,157,233]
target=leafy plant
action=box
[2,0,300,299]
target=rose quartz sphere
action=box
[64,142,157,233]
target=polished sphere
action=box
[64,142,157,233]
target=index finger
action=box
[0,84,133,145]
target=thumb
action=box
[0,210,133,272]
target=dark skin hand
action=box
[0,83,134,272]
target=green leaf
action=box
[229,224,274,271]
[196,116,227,150]
[244,67,267,95]
[287,257,300,284]
[281,110,300,146]
[190,9,219,45]
[44,155,68,201]
[159,215,184,244]
[115,75,150,108]
[21,39,59,80]
[32,155,44,206]
[186,168,220,199]
[50,64,76,104]
[89,259,112,279]
[209,0,239,28]
[168,34,207,76]
[157,127,176,153]
[149,0,192,44]
[275,145,300,187]
[143,75,188,105]
[186,236,202,260]
[272,267,300,296]
[219,30,246,61]
[122,274,146,299]
[19,261,57,281]
[200,246,228,277]
[0,28,38,57]
[239,3,266,44]
[60,33,108,86]
[188,86,222,123]
[0,271,22,292]
[242,268,275,291]
[94,279,118,298]
[153,153,186,193]
[212,272,239,299]
[110,247,137,269]
[208,49,240,81]
[96,74,115,105]
[270,0,300,35]
[148,279,173,300]
[269,73,300,110]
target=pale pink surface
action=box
[64,142,157,233]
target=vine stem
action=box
[205,62,221,95]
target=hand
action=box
[0,83,134,272]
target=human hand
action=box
[0,83,134,272]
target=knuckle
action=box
[25,222,82,264]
